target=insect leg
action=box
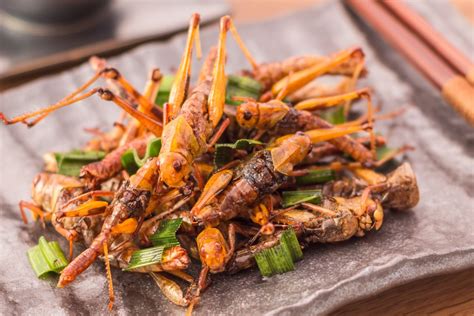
[374,145,414,167]
[191,169,233,216]
[207,117,231,148]
[304,123,370,144]
[25,71,103,127]
[110,218,138,235]
[162,102,171,125]
[168,13,201,118]
[18,201,47,227]
[102,68,163,119]
[192,162,205,191]
[208,16,230,128]
[62,190,114,209]
[143,68,162,104]
[56,200,108,219]
[0,88,99,126]
[272,123,368,146]
[52,224,79,261]
[275,71,293,101]
[343,56,366,116]
[294,88,370,111]
[224,223,236,264]
[228,18,259,70]
[272,47,365,99]
[98,89,163,136]
[102,242,115,310]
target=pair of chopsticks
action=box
[346,0,474,125]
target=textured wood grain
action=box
[442,75,474,125]
[451,0,474,23]
[330,268,474,315]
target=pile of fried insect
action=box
[1,13,419,313]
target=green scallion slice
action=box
[214,139,263,168]
[321,105,345,124]
[295,169,335,185]
[376,145,396,161]
[150,218,183,247]
[155,75,175,107]
[54,150,105,177]
[254,228,302,277]
[280,228,303,262]
[126,218,182,270]
[125,246,166,271]
[121,137,162,175]
[27,236,68,278]
[225,75,262,105]
[281,190,322,208]
[227,75,262,93]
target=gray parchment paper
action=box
[1,1,473,315]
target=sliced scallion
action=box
[254,228,302,277]
[281,190,322,208]
[27,236,68,278]
[295,169,335,185]
[321,105,345,124]
[121,137,161,175]
[376,145,395,161]
[125,246,166,271]
[155,75,175,107]
[54,150,105,177]
[214,139,263,168]
[126,218,182,270]
[150,218,183,247]
[280,228,303,262]
[226,75,262,105]
[227,75,262,93]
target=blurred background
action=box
[0,0,471,90]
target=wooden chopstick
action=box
[381,0,474,85]
[346,0,474,125]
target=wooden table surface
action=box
[2,0,473,314]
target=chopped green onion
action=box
[254,228,302,277]
[125,246,166,270]
[27,236,68,278]
[155,75,175,107]
[150,218,183,247]
[321,105,345,124]
[214,139,263,168]
[376,145,396,161]
[255,244,294,277]
[226,75,262,105]
[121,137,162,175]
[27,244,51,278]
[280,228,303,261]
[54,150,105,177]
[225,86,259,106]
[295,169,335,185]
[375,145,403,172]
[126,218,182,270]
[281,189,322,208]
[227,75,262,93]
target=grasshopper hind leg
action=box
[18,200,48,227]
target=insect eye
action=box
[173,160,182,172]
[243,111,253,120]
